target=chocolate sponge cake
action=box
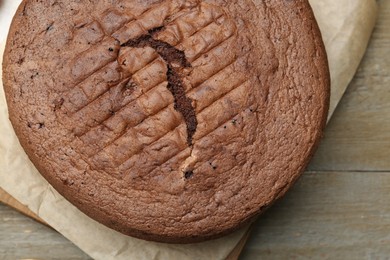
[2,0,329,243]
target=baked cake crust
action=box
[3,0,329,243]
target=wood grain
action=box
[0,188,46,225]
[0,203,91,260]
[0,187,247,259]
[308,0,390,172]
[241,171,390,259]
[240,1,390,258]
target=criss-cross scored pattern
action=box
[57,1,250,178]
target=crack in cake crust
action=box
[53,1,240,175]
[121,32,197,146]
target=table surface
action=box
[1,1,390,259]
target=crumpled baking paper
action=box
[308,0,377,120]
[0,0,377,259]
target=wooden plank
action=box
[241,171,390,259]
[3,171,390,259]
[0,203,91,260]
[0,187,247,260]
[308,0,390,172]
[0,0,388,259]
[0,188,46,225]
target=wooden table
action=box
[1,1,389,259]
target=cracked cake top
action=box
[2,0,329,243]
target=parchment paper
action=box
[0,0,377,259]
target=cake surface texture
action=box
[3,0,329,243]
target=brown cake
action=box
[2,0,329,243]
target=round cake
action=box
[3,0,329,243]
